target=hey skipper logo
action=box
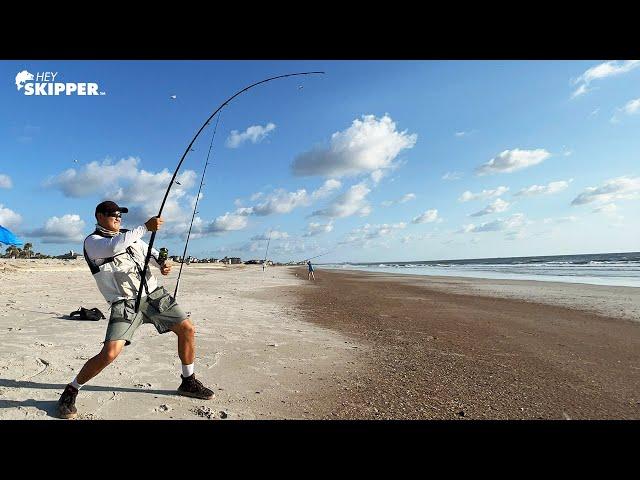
[15,70,105,96]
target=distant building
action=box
[56,250,83,260]
[221,256,241,264]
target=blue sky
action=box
[1,60,639,263]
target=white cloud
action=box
[382,192,416,207]
[370,169,386,184]
[169,211,250,239]
[470,198,510,217]
[44,157,141,198]
[622,98,640,115]
[459,213,526,233]
[0,204,22,229]
[514,180,572,197]
[251,230,289,241]
[271,239,317,256]
[543,216,578,224]
[459,186,509,202]
[593,203,617,214]
[0,174,12,189]
[593,203,624,221]
[206,213,248,233]
[252,189,310,216]
[45,157,199,226]
[401,233,434,243]
[113,169,197,225]
[250,192,264,201]
[27,214,86,244]
[311,179,342,200]
[571,84,590,99]
[455,131,467,137]
[234,207,254,216]
[292,114,417,178]
[304,222,334,237]
[476,149,550,175]
[442,171,463,181]
[225,122,276,148]
[611,97,640,123]
[571,176,640,206]
[412,209,439,224]
[340,222,406,245]
[571,60,640,98]
[231,181,343,220]
[312,183,371,218]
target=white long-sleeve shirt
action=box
[84,225,162,304]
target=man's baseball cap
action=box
[95,200,128,215]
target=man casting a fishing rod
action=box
[56,200,214,419]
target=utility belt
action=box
[111,285,176,315]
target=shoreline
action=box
[319,267,640,323]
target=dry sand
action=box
[0,259,361,420]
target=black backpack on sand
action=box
[69,307,106,321]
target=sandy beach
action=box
[0,259,361,420]
[1,259,639,420]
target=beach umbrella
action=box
[0,225,23,246]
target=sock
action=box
[70,377,84,390]
[182,363,194,378]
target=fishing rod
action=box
[291,249,334,264]
[134,71,325,313]
[173,110,223,299]
[263,229,272,267]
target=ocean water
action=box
[321,252,640,288]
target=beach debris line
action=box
[190,405,228,419]
[134,70,325,313]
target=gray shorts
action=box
[104,286,188,346]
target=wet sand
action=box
[291,268,640,419]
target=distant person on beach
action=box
[307,260,315,280]
[56,200,214,419]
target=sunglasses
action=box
[104,212,122,218]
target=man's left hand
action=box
[160,261,173,276]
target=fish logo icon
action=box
[15,70,34,91]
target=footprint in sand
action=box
[206,352,224,369]
[21,357,50,380]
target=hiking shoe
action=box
[57,384,78,419]
[177,374,214,400]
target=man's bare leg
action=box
[77,340,126,384]
[57,340,125,419]
[170,318,195,365]
[170,318,214,400]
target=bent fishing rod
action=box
[291,249,334,264]
[134,71,325,313]
[172,110,223,300]
[263,229,272,264]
